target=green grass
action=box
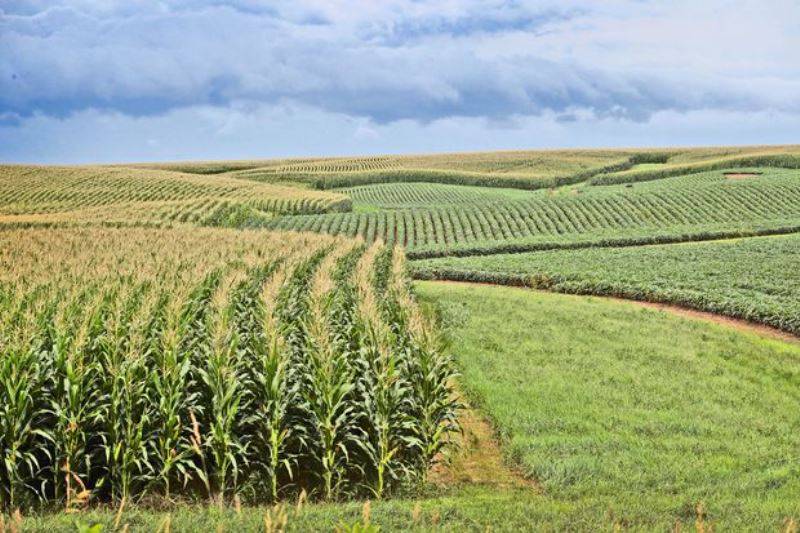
[416,282,800,529]
[413,233,800,334]
[0,485,649,531]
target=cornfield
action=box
[0,227,458,510]
[0,165,351,228]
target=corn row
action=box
[0,227,457,509]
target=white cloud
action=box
[1,0,798,161]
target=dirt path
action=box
[602,296,800,344]
[423,279,800,345]
[428,396,538,490]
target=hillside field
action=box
[1,144,800,530]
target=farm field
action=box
[138,149,644,189]
[0,227,457,509]
[267,166,800,257]
[26,285,800,530]
[8,0,800,526]
[2,145,800,530]
[414,233,800,334]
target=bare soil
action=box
[429,395,538,490]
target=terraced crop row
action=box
[343,182,539,208]
[0,227,457,509]
[229,151,650,191]
[0,165,351,227]
[591,150,800,186]
[136,146,800,194]
[270,156,401,174]
[413,233,800,335]
[267,173,800,257]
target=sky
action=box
[1,0,799,163]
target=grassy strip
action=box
[0,485,702,532]
[415,282,800,529]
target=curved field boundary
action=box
[591,153,800,186]
[310,155,653,191]
[406,223,800,259]
[422,280,800,345]
[413,268,800,335]
[413,232,800,335]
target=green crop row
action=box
[265,170,800,256]
[342,182,540,209]
[0,228,458,511]
[413,233,800,334]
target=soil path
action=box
[428,395,538,490]
[422,279,800,345]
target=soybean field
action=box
[267,167,800,257]
[415,233,800,335]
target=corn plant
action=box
[0,228,458,508]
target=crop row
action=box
[307,159,640,191]
[0,227,457,509]
[0,166,351,228]
[265,177,800,255]
[413,233,800,335]
[591,152,800,186]
[342,182,538,208]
